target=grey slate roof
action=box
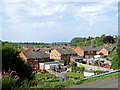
[79,46,97,51]
[56,48,77,55]
[79,45,116,52]
[94,46,104,51]
[104,45,116,51]
[22,49,49,59]
[40,48,52,52]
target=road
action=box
[70,76,119,88]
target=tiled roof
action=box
[22,49,49,59]
[104,45,116,51]
[79,45,116,52]
[79,46,97,51]
[56,48,77,55]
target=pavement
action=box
[70,76,119,88]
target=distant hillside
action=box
[70,37,84,44]
[70,35,117,47]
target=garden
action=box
[66,72,84,80]
[35,73,55,80]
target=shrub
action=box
[75,80,83,85]
[99,52,103,55]
[2,75,17,89]
[55,84,65,88]
[103,55,107,58]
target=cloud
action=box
[74,2,117,25]
[3,1,67,23]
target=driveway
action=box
[70,76,119,88]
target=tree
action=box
[2,44,34,80]
[111,37,120,70]
[70,61,77,72]
[103,36,115,43]
[99,52,103,55]
[78,42,84,46]
[63,57,70,66]
[85,41,91,46]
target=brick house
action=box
[19,48,49,71]
[50,47,77,60]
[97,45,116,55]
[74,46,97,59]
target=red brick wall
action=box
[27,58,49,70]
[85,51,96,55]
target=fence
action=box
[76,69,120,82]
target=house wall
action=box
[96,51,100,55]
[27,58,49,70]
[84,51,96,55]
[61,54,76,60]
[19,52,27,62]
[74,47,84,56]
[50,49,61,59]
[99,48,109,55]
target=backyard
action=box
[35,73,55,79]
[66,72,84,80]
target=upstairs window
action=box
[40,58,43,61]
[81,52,83,54]
[51,55,53,57]
[88,51,90,54]
[34,58,38,61]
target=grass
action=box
[31,80,74,88]
[66,72,84,78]
[35,73,55,79]
[32,72,120,88]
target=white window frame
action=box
[40,58,44,61]
[34,58,38,61]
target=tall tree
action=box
[111,37,120,70]
[103,36,115,43]
[2,44,34,80]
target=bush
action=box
[103,55,107,58]
[99,52,103,55]
[2,45,34,80]
[75,80,83,85]
[55,84,65,88]
[2,75,17,90]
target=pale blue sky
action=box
[1,1,118,43]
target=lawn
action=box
[66,72,84,79]
[31,79,74,88]
[35,73,55,79]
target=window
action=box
[81,52,83,54]
[88,51,90,54]
[79,60,81,63]
[91,51,93,53]
[34,58,38,61]
[40,58,43,61]
[51,55,53,57]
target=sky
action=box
[1,0,118,43]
